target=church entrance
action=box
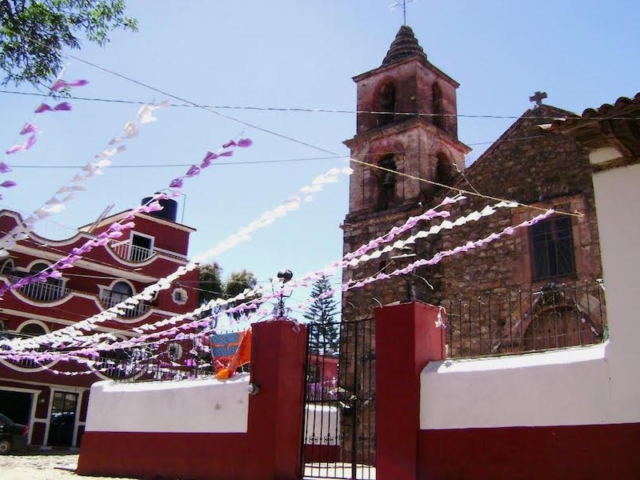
[301,318,376,480]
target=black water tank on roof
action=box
[141,194,178,223]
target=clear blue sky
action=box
[1,0,639,318]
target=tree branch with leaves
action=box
[0,0,137,87]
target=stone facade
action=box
[341,27,605,355]
[337,25,605,464]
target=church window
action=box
[377,82,396,127]
[530,216,576,281]
[378,261,388,274]
[435,153,454,188]
[432,83,444,129]
[377,155,397,211]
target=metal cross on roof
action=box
[390,0,416,26]
[529,91,548,107]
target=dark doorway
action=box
[47,391,78,447]
[0,390,33,425]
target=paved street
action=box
[0,452,137,480]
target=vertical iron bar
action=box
[575,281,582,345]
[520,289,525,351]
[468,300,473,357]
[352,321,359,480]
[507,291,513,350]
[552,285,559,349]
[302,323,312,478]
[488,293,493,356]
[458,299,463,357]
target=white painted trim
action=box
[11,244,158,283]
[154,246,188,260]
[589,146,623,165]
[0,357,58,373]
[80,210,196,234]
[85,376,250,434]
[0,377,89,392]
[44,387,84,447]
[0,308,140,337]
[17,319,50,335]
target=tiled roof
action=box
[555,92,640,129]
[382,25,427,66]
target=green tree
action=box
[224,269,260,319]
[198,262,223,306]
[304,275,339,354]
[198,265,261,319]
[224,269,258,299]
[0,1,137,86]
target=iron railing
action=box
[10,275,68,302]
[109,241,153,262]
[441,281,606,359]
[302,318,376,480]
[99,291,152,318]
[92,336,216,381]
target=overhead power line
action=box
[2,89,637,122]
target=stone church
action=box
[341,25,606,358]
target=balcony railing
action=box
[10,275,68,302]
[99,291,151,318]
[94,337,214,381]
[441,281,607,359]
[109,241,153,263]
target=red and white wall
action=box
[390,157,640,479]
[78,320,307,480]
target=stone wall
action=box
[342,106,604,358]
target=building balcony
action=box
[109,241,155,263]
[99,291,151,319]
[10,275,68,303]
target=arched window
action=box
[19,322,47,337]
[377,155,397,211]
[111,281,134,302]
[29,262,49,274]
[435,153,454,188]
[23,262,65,302]
[432,83,444,129]
[378,82,396,127]
[1,260,14,276]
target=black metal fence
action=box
[302,318,376,480]
[441,281,607,359]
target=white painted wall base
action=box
[85,374,250,433]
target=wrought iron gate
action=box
[301,318,376,480]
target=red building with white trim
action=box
[0,197,199,448]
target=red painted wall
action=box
[418,423,640,480]
[376,302,445,480]
[0,206,198,449]
[78,320,307,480]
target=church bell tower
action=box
[342,25,470,316]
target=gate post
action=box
[375,302,445,480]
[248,320,308,480]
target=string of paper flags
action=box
[1,197,544,360]
[0,98,167,258]
[0,136,251,300]
[0,162,351,352]
[2,78,89,194]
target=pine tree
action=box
[304,275,339,354]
